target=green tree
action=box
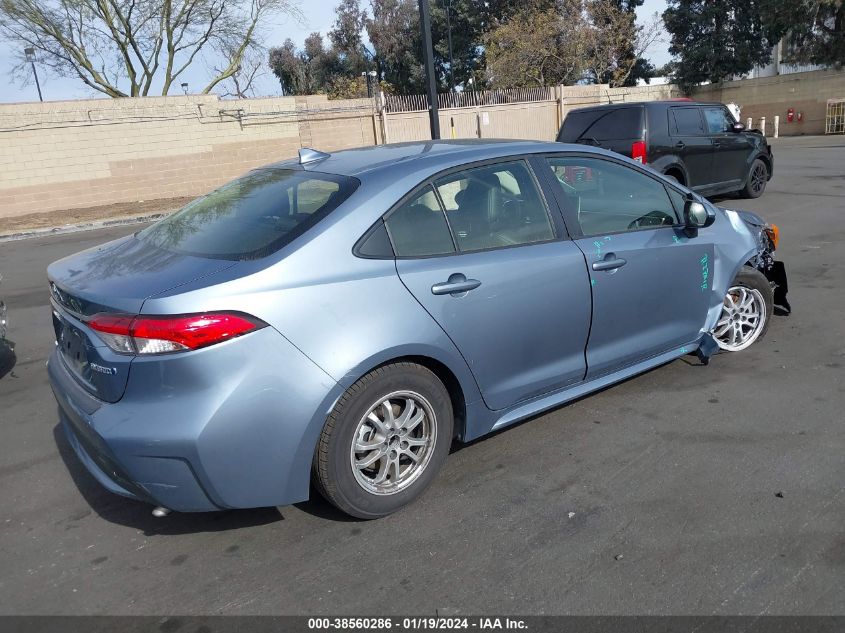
[484,3,588,88]
[269,32,341,95]
[759,0,844,68]
[663,0,776,92]
[366,0,425,93]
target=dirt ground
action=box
[2,197,192,235]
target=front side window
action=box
[433,161,555,252]
[139,169,358,260]
[545,156,679,235]
[671,107,706,135]
[703,106,735,134]
[385,186,456,257]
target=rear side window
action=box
[385,186,456,257]
[559,107,643,142]
[139,169,358,260]
[671,107,706,135]
[434,161,555,252]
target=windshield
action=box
[139,168,359,260]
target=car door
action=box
[387,159,592,411]
[668,106,712,189]
[541,154,713,379]
[702,105,751,190]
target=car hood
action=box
[47,234,237,315]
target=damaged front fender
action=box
[694,202,789,361]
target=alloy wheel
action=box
[713,285,767,351]
[350,391,437,495]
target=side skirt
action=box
[487,341,701,435]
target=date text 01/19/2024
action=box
[307,617,528,630]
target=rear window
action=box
[558,107,644,143]
[139,169,358,260]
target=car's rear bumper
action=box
[48,327,341,512]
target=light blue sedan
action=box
[47,140,786,518]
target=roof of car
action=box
[263,139,605,180]
[568,100,727,113]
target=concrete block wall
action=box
[695,69,845,136]
[0,94,377,220]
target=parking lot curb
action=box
[0,211,173,242]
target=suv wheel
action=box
[313,362,453,519]
[740,158,768,199]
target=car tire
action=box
[740,158,768,199]
[712,267,773,352]
[313,362,453,519]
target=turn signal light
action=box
[765,224,780,250]
[631,140,647,164]
[87,312,266,355]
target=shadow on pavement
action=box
[52,422,286,535]
[0,339,16,380]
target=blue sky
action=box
[0,0,670,104]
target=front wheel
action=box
[313,362,454,519]
[713,268,773,351]
[740,158,769,199]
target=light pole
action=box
[445,0,455,93]
[24,47,43,102]
[418,0,440,139]
[181,82,189,95]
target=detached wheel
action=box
[740,158,768,198]
[713,268,773,351]
[313,362,453,519]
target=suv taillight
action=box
[632,140,647,164]
[87,312,266,355]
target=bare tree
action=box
[0,0,302,97]
[583,0,663,87]
[215,47,266,98]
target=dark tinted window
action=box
[545,156,678,235]
[671,107,706,135]
[139,169,357,260]
[434,161,554,252]
[559,107,644,142]
[385,186,455,257]
[703,106,734,133]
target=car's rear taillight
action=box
[87,312,266,355]
[632,140,647,164]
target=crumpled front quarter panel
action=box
[700,206,760,333]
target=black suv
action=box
[557,100,774,198]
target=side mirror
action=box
[684,198,715,237]
[730,122,745,133]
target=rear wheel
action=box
[313,362,453,519]
[713,268,773,351]
[740,158,768,199]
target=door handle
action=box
[675,141,686,150]
[431,273,482,296]
[592,255,627,271]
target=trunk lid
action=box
[48,234,236,402]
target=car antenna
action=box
[298,148,330,165]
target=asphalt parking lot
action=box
[0,136,843,616]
